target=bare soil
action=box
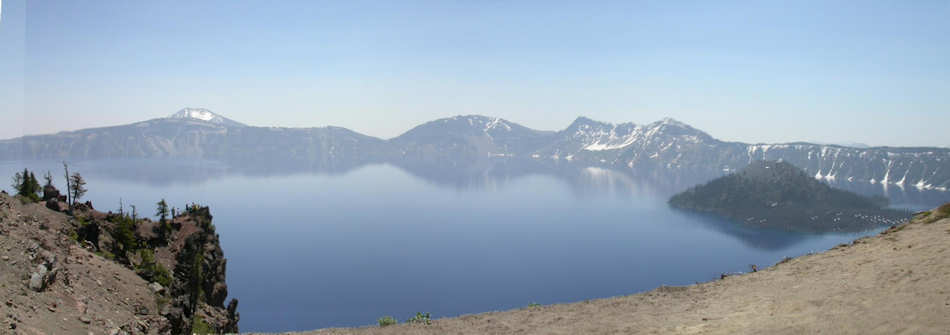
[256,211,950,335]
[0,194,167,335]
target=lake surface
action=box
[2,159,943,332]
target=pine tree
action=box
[156,199,169,223]
[11,171,23,194]
[63,162,72,206]
[19,168,30,196]
[12,169,41,201]
[156,199,172,240]
[27,172,40,197]
[70,173,88,205]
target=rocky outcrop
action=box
[0,190,238,334]
[42,184,60,201]
[25,243,60,292]
[46,199,68,212]
[163,206,239,334]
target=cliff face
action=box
[162,206,239,334]
[0,189,238,334]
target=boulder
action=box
[148,282,165,294]
[27,264,58,292]
[41,185,60,201]
[29,265,48,291]
[45,199,67,212]
[29,272,45,291]
[72,202,91,212]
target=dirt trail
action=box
[257,212,950,335]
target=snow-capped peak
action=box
[654,117,690,128]
[170,108,220,121]
[573,117,707,152]
[167,108,246,127]
[445,115,514,132]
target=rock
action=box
[134,319,149,333]
[73,202,94,212]
[1,256,8,261]
[45,199,67,212]
[42,185,60,202]
[29,272,45,291]
[78,316,91,324]
[226,298,240,331]
[148,282,164,294]
[210,282,229,306]
[28,265,55,292]
[40,251,56,268]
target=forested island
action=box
[669,160,909,232]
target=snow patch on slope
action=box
[170,108,218,121]
[168,108,245,126]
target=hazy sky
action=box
[1,0,948,146]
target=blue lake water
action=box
[1,159,937,332]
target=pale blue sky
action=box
[1,0,948,146]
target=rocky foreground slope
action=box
[0,190,238,334]
[259,206,950,335]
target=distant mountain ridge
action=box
[1,108,949,191]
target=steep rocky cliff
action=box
[0,188,238,334]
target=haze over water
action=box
[4,159,941,332]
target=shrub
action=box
[136,249,172,287]
[11,169,41,202]
[407,312,431,325]
[109,214,138,262]
[155,295,171,311]
[378,316,397,327]
[95,250,116,260]
[192,315,213,334]
[937,203,950,216]
[920,203,950,224]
